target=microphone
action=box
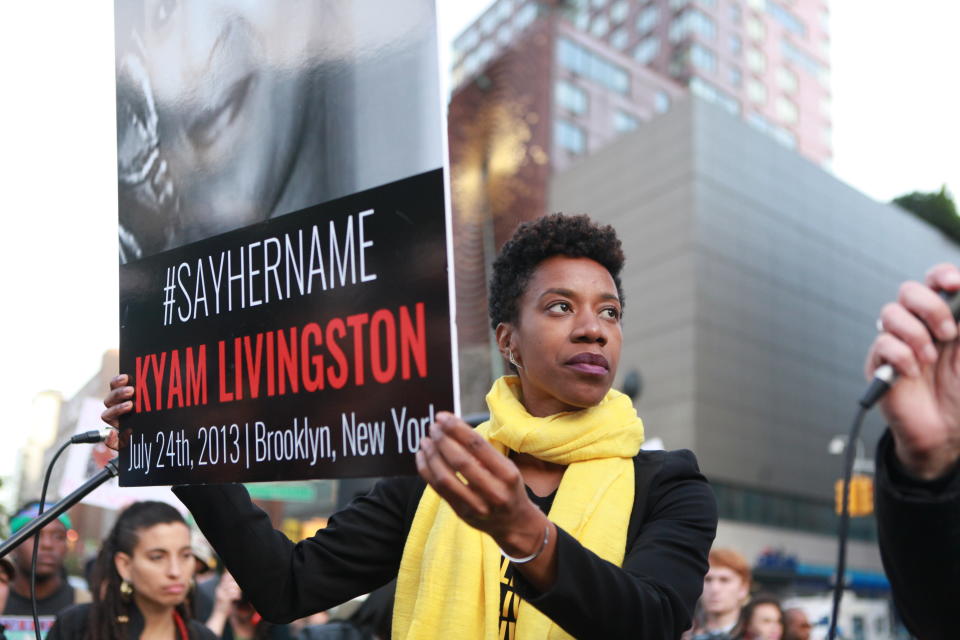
[70,427,115,444]
[860,290,960,408]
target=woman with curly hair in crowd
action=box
[48,501,215,640]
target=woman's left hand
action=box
[416,412,550,561]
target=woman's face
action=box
[115,522,194,610]
[499,256,622,416]
[747,603,783,640]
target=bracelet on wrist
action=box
[499,523,550,564]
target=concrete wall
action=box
[550,97,960,502]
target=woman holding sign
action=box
[104,214,718,639]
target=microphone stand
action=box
[0,459,119,559]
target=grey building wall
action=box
[549,97,960,503]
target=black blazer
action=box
[875,430,960,640]
[174,449,717,639]
[47,602,217,640]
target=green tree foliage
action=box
[893,185,960,245]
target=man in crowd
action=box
[2,501,89,616]
[782,607,812,640]
[691,548,751,639]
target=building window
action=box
[712,481,878,542]
[777,66,798,93]
[820,95,831,119]
[669,8,717,42]
[728,65,742,87]
[454,28,479,57]
[747,112,797,150]
[591,0,607,8]
[746,47,766,73]
[514,3,538,31]
[555,79,589,115]
[690,76,740,115]
[633,36,660,64]
[614,110,640,133]
[609,0,629,23]
[654,90,671,114]
[776,96,798,124]
[575,10,591,30]
[610,27,629,50]
[636,4,659,34]
[746,15,765,41]
[557,37,631,95]
[729,2,742,23]
[781,38,825,76]
[591,14,610,37]
[671,0,717,8]
[554,119,586,154]
[481,10,501,36]
[690,43,717,73]
[747,78,766,104]
[823,124,832,147]
[498,0,514,20]
[729,34,742,55]
[767,0,806,37]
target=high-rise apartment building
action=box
[452,0,831,167]
[448,0,832,408]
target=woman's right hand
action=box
[101,373,135,451]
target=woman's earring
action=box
[508,350,523,370]
[120,579,134,601]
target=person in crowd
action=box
[104,213,719,639]
[204,570,290,640]
[690,548,752,639]
[46,501,216,640]
[3,501,89,616]
[0,557,13,611]
[867,262,960,640]
[0,557,14,639]
[731,596,783,640]
[298,580,394,640]
[781,608,811,640]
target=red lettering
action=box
[370,309,397,383]
[234,337,243,401]
[166,349,184,409]
[266,331,275,397]
[150,352,167,411]
[277,327,299,394]
[346,313,369,386]
[326,318,348,389]
[135,355,151,412]
[243,334,263,399]
[400,302,428,379]
[218,340,234,402]
[186,345,207,406]
[301,322,324,392]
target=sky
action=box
[0,1,957,494]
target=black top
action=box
[3,580,76,616]
[47,602,217,640]
[875,430,960,640]
[174,449,717,639]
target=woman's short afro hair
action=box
[488,213,625,330]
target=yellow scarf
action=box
[393,376,644,639]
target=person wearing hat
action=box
[3,501,89,617]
